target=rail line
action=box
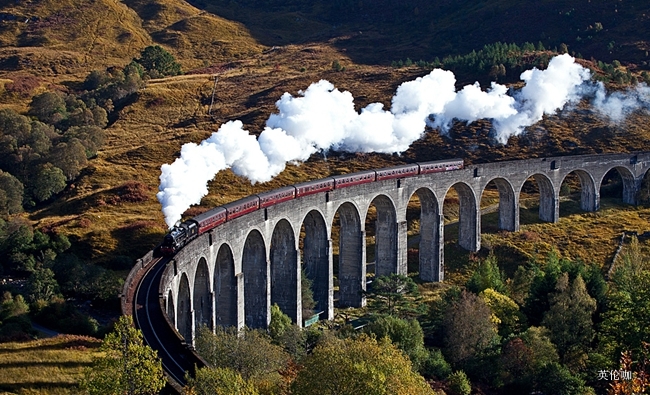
[132,256,205,392]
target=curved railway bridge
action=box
[123,151,650,389]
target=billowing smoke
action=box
[592,83,650,121]
[157,54,648,227]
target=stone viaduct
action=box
[157,152,650,343]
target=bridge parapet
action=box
[142,151,650,344]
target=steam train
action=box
[160,158,464,255]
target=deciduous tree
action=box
[31,163,66,202]
[0,170,24,215]
[442,290,499,366]
[292,335,434,395]
[194,325,288,389]
[184,367,259,395]
[81,315,165,395]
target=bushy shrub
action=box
[447,370,471,395]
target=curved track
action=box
[133,256,205,390]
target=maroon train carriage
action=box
[193,207,227,234]
[224,195,261,221]
[295,178,335,198]
[258,186,296,208]
[418,158,464,174]
[375,164,420,181]
[333,170,377,188]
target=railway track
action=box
[132,256,205,392]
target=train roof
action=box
[192,206,226,223]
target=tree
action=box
[447,370,471,395]
[541,273,596,359]
[136,45,182,77]
[366,274,419,315]
[291,335,434,395]
[500,327,559,392]
[442,290,499,366]
[479,288,521,337]
[536,362,587,395]
[31,163,66,202]
[81,315,165,395]
[64,125,106,158]
[268,303,292,340]
[193,325,288,389]
[29,91,67,124]
[184,367,259,395]
[467,254,505,294]
[0,170,24,215]
[600,236,650,360]
[524,251,563,326]
[50,139,88,180]
[27,268,60,302]
[365,315,429,371]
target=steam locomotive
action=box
[160,158,463,255]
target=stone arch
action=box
[366,194,398,276]
[300,210,331,320]
[481,177,518,232]
[243,229,268,329]
[270,219,300,324]
[177,273,192,342]
[335,202,365,308]
[599,166,636,204]
[561,169,598,212]
[193,258,212,331]
[520,173,558,223]
[215,244,237,327]
[444,182,480,252]
[167,289,175,327]
[408,188,443,282]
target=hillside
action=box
[0,0,647,270]
[187,0,650,66]
[0,0,262,80]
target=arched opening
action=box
[480,178,517,233]
[193,258,212,331]
[406,188,443,281]
[519,174,557,225]
[599,166,635,205]
[167,289,175,326]
[215,244,237,328]
[559,170,597,216]
[333,203,365,308]
[243,230,268,329]
[299,210,330,321]
[365,195,398,277]
[443,183,479,252]
[639,169,650,205]
[177,273,192,342]
[270,219,300,324]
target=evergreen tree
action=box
[600,236,650,360]
[542,273,596,359]
[136,45,182,77]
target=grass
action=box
[0,335,101,395]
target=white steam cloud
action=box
[157,54,650,228]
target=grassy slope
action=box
[0,335,101,395]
